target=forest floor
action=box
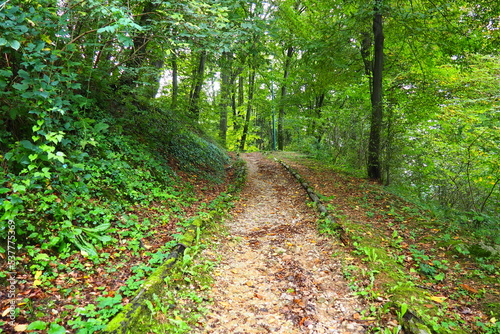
[190,152,499,334]
[192,152,368,334]
[2,151,498,333]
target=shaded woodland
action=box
[1,0,499,332]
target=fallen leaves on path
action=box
[194,153,367,334]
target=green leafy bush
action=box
[168,131,230,182]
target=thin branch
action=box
[66,0,87,12]
[479,177,500,212]
[0,0,11,11]
[425,0,457,30]
[133,11,158,18]
[60,29,98,52]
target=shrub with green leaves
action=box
[168,131,230,182]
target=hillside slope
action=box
[0,100,236,332]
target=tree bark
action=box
[233,73,245,133]
[188,51,207,119]
[313,93,325,143]
[171,52,178,110]
[218,52,232,147]
[367,0,384,180]
[278,46,294,150]
[239,67,256,151]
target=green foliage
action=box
[2,0,499,330]
[168,130,230,182]
[392,56,500,220]
[279,1,500,239]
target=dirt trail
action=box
[195,153,366,334]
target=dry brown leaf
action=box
[293,298,305,307]
[459,284,478,294]
[14,324,29,332]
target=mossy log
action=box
[104,219,203,333]
[402,310,433,334]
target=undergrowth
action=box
[0,98,234,332]
[276,151,499,334]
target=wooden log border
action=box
[276,159,350,246]
[277,158,435,334]
[104,219,202,333]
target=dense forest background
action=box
[1,0,499,332]
[2,0,498,238]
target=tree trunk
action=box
[360,32,373,80]
[189,51,207,119]
[314,93,325,143]
[233,73,245,133]
[367,0,384,180]
[218,52,232,147]
[238,74,245,106]
[239,67,256,151]
[171,52,178,110]
[278,46,294,150]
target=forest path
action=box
[195,152,366,334]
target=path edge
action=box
[103,158,247,333]
[276,157,436,334]
[276,159,350,246]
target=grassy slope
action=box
[273,152,500,334]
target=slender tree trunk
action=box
[239,67,256,151]
[360,32,373,81]
[238,74,244,106]
[230,70,238,124]
[278,46,294,150]
[367,0,384,180]
[189,51,207,119]
[171,52,178,110]
[233,73,245,133]
[218,52,232,147]
[313,93,325,143]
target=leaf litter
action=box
[193,153,366,334]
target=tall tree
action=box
[171,51,179,109]
[188,51,207,118]
[367,0,384,180]
[239,67,256,151]
[218,52,233,147]
[277,45,294,150]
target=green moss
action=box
[403,318,432,334]
[104,218,204,333]
[468,244,493,258]
[104,254,180,333]
[485,302,500,318]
